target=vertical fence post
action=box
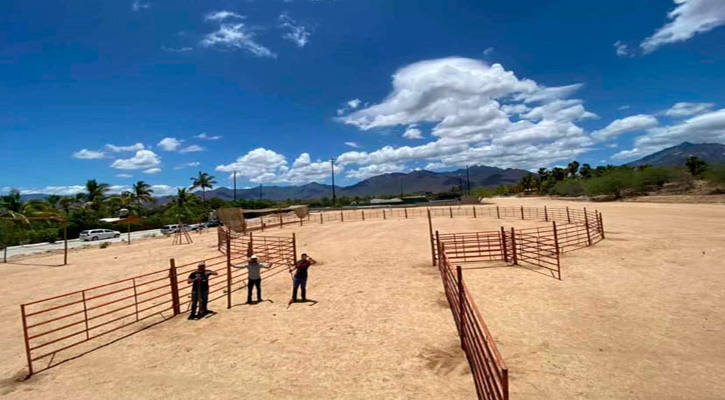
[81,290,90,339]
[320,212,324,224]
[279,209,283,228]
[20,304,33,377]
[449,206,453,218]
[510,227,518,265]
[520,206,524,220]
[552,221,561,280]
[457,265,465,350]
[226,233,232,309]
[261,218,265,231]
[500,227,508,263]
[472,206,477,218]
[63,221,68,265]
[544,206,548,222]
[132,278,139,321]
[584,208,592,246]
[292,233,298,264]
[566,206,571,223]
[300,217,303,226]
[169,259,181,316]
[405,208,408,219]
[503,370,510,400]
[599,212,605,238]
[436,232,442,268]
[362,210,365,221]
[383,209,387,220]
[428,209,435,266]
[496,205,500,219]
[340,210,344,222]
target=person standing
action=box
[235,255,272,303]
[187,262,218,320]
[290,253,317,302]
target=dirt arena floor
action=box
[1,199,724,399]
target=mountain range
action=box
[625,142,725,167]
[189,165,529,202]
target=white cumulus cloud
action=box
[179,145,204,153]
[143,168,162,174]
[205,11,245,22]
[73,149,106,159]
[195,132,223,140]
[346,163,405,180]
[105,143,145,152]
[402,127,424,140]
[591,114,659,141]
[344,142,361,148]
[158,137,183,151]
[111,150,162,170]
[641,0,725,53]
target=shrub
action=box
[551,180,585,197]
[704,165,725,186]
[99,242,110,249]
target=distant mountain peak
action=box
[626,142,725,167]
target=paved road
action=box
[4,228,163,259]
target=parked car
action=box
[187,223,203,231]
[205,220,222,228]
[79,229,121,241]
[160,224,181,235]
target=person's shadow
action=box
[286,299,318,309]
[232,299,274,308]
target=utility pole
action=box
[233,171,237,202]
[466,165,471,194]
[330,158,337,208]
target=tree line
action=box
[473,157,725,199]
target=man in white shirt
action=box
[235,255,272,303]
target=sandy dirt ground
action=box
[0,219,475,400]
[1,200,724,399]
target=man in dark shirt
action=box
[290,253,317,302]
[187,261,218,320]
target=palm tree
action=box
[58,196,77,214]
[0,189,23,216]
[84,179,110,211]
[45,195,61,210]
[190,172,217,204]
[131,181,154,206]
[1,189,57,220]
[579,163,593,179]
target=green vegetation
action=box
[490,157,721,200]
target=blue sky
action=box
[2,0,725,196]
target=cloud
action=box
[483,47,494,56]
[663,102,715,117]
[179,145,204,153]
[200,22,276,58]
[612,108,725,160]
[591,114,659,141]
[641,0,725,53]
[618,105,631,110]
[337,57,594,170]
[346,163,404,180]
[216,148,339,184]
[162,46,193,53]
[337,99,363,115]
[344,142,362,148]
[111,150,162,170]
[613,41,634,57]
[143,168,162,174]
[279,13,311,48]
[402,127,424,140]
[174,162,201,170]
[195,132,223,140]
[205,11,245,22]
[115,174,133,178]
[73,149,106,159]
[149,185,183,197]
[105,143,145,152]
[158,137,183,151]
[131,0,150,12]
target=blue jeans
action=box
[190,289,209,316]
[293,277,307,301]
[248,278,262,302]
